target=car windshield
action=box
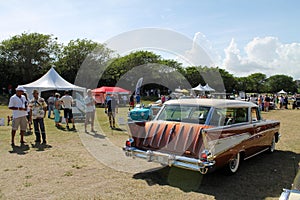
[156,104,211,124]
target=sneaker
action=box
[66,126,70,130]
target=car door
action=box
[251,107,268,152]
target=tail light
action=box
[200,150,211,162]
[125,138,134,147]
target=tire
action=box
[224,152,241,175]
[268,135,276,153]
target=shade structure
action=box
[20,67,86,99]
[191,84,205,91]
[278,89,287,94]
[92,86,131,94]
[203,84,215,92]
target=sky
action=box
[1,0,300,79]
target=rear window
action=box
[156,104,211,124]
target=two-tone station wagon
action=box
[123,99,280,174]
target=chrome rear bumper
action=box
[123,147,215,174]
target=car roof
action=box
[163,98,258,108]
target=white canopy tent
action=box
[203,83,215,92]
[191,83,215,92]
[278,89,287,94]
[20,67,86,99]
[191,84,205,91]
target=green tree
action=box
[235,77,251,92]
[0,32,60,85]
[265,74,297,93]
[56,39,112,88]
[246,73,267,93]
[183,66,204,87]
[102,51,162,85]
[218,68,237,93]
[101,51,188,92]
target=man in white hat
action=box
[8,86,28,146]
[84,89,96,132]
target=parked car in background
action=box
[124,99,280,174]
[280,163,300,200]
[128,104,162,122]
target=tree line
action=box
[0,32,298,95]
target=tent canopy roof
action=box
[21,67,85,98]
[191,84,205,91]
[191,83,215,92]
[92,86,131,94]
[278,89,287,94]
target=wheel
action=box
[268,135,276,153]
[224,152,241,175]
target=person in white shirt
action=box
[8,86,28,146]
[59,90,75,130]
[84,89,96,132]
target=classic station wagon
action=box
[123,99,280,174]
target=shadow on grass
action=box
[85,131,106,139]
[30,142,53,152]
[133,150,300,200]
[9,144,30,155]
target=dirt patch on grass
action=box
[0,107,299,200]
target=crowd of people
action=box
[7,87,99,147]
[7,84,298,147]
[247,94,293,111]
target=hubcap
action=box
[230,153,240,172]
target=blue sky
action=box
[1,0,300,78]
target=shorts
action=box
[63,108,73,119]
[85,110,95,122]
[12,116,27,131]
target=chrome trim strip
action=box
[244,148,269,160]
[282,189,300,194]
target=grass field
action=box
[0,104,299,200]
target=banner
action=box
[135,77,143,96]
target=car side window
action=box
[209,108,225,126]
[251,107,261,122]
[234,108,248,124]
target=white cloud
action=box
[182,32,222,67]
[222,37,300,79]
